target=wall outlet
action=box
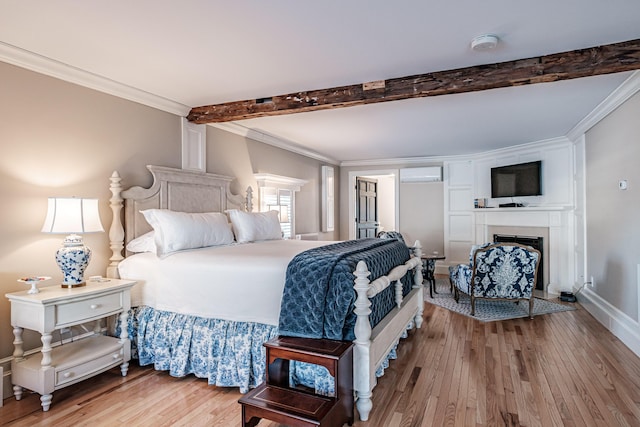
[588,276,595,289]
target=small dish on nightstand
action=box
[18,276,51,294]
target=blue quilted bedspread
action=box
[278,238,412,341]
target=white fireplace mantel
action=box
[473,206,574,294]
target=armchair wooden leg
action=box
[529,298,534,319]
[470,296,475,316]
[451,280,459,302]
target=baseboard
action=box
[435,264,449,277]
[579,288,640,358]
[1,358,10,405]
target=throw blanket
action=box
[278,238,411,340]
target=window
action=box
[262,187,292,238]
[254,173,308,239]
[321,166,335,232]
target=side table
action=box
[421,255,446,298]
[6,278,135,411]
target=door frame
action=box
[348,169,400,240]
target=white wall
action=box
[584,91,640,321]
[444,138,575,268]
[369,175,396,233]
[472,140,574,208]
[443,160,475,267]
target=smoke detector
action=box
[471,34,499,51]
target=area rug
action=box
[425,279,575,322]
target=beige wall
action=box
[0,64,339,368]
[0,61,182,362]
[339,163,445,255]
[399,181,444,256]
[206,126,339,240]
[585,90,640,320]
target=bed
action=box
[106,165,424,421]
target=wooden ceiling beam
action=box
[187,38,640,124]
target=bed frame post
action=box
[353,260,373,421]
[412,240,424,328]
[107,171,124,279]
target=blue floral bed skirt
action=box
[120,306,411,394]
[121,306,276,393]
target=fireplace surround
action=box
[474,207,573,294]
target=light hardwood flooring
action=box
[2,298,640,427]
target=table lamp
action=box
[41,197,104,287]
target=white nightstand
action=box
[5,278,135,411]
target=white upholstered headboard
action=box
[107,165,252,278]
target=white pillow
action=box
[141,209,235,258]
[227,209,282,243]
[126,231,156,253]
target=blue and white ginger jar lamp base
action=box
[56,234,91,288]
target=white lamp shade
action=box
[41,198,104,234]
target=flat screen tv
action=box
[491,161,542,198]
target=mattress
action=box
[117,239,329,326]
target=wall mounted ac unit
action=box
[399,166,442,183]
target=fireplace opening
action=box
[493,234,544,290]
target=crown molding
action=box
[211,122,339,165]
[0,41,190,116]
[470,136,571,160]
[567,71,640,142]
[340,136,571,167]
[340,156,449,167]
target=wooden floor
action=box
[2,299,640,427]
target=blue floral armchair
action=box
[448,243,541,318]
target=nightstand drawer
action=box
[56,347,124,387]
[56,292,123,326]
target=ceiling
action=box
[1,1,639,163]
